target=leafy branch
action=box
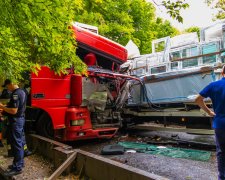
[162,0,189,23]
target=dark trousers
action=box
[6,123,27,156]
[215,129,225,180]
[9,117,25,171]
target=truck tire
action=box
[36,112,54,139]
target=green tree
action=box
[162,0,189,23]
[150,0,189,23]
[0,0,86,81]
[74,0,134,46]
[74,0,179,54]
[0,0,181,80]
[206,0,225,20]
[184,26,200,38]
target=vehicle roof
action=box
[72,25,127,64]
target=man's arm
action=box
[0,103,18,115]
[195,94,215,116]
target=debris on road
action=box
[101,144,125,155]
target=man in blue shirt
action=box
[0,79,26,177]
[195,66,225,180]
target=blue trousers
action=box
[9,117,25,171]
[215,129,225,180]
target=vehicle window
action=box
[190,46,198,56]
[171,51,181,60]
[151,66,166,74]
[182,49,188,58]
[183,58,198,68]
[171,62,179,70]
[202,43,218,64]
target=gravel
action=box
[0,131,218,180]
[74,133,218,180]
[111,152,217,180]
[0,140,53,180]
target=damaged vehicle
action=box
[24,23,137,141]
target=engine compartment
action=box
[82,68,132,127]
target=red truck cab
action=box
[28,24,128,141]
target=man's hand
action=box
[208,110,216,117]
[195,94,215,117]
[0,103,17,115]
[0,103,5,109]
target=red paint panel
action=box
[73,26,127,63]
[71,75,82,106]
[66,107,92,129]
[45,107,68,129]
[64,107,118,141]
[31,66,71,108]
[64,128,118,141]
[32,99,70,108]
[32,66,69,79]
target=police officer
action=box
[0,79,26,176]
[1,82,32,157]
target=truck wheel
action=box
[36,113,54,139]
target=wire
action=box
[138,80,164,112]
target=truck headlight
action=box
[70,119,85,126]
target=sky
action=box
[149,0,218,30]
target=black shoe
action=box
[0,141,3,147]
[8,165,24,170]
[4,169,22,177]
[8,165,13,169]
[7,150,13,157]
[24,150,32,157]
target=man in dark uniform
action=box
[0,85,31,157]
[0,79,26,176]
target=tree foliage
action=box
[0,0,180,80]
[184,26,200,38]
[0,0,86,81]
[74,0,179,54]
[161,0,189,23]
[206,0,225,20]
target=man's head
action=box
[2,79,14,92]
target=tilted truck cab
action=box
[26,24,129,141]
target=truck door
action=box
[31,66,71,129]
